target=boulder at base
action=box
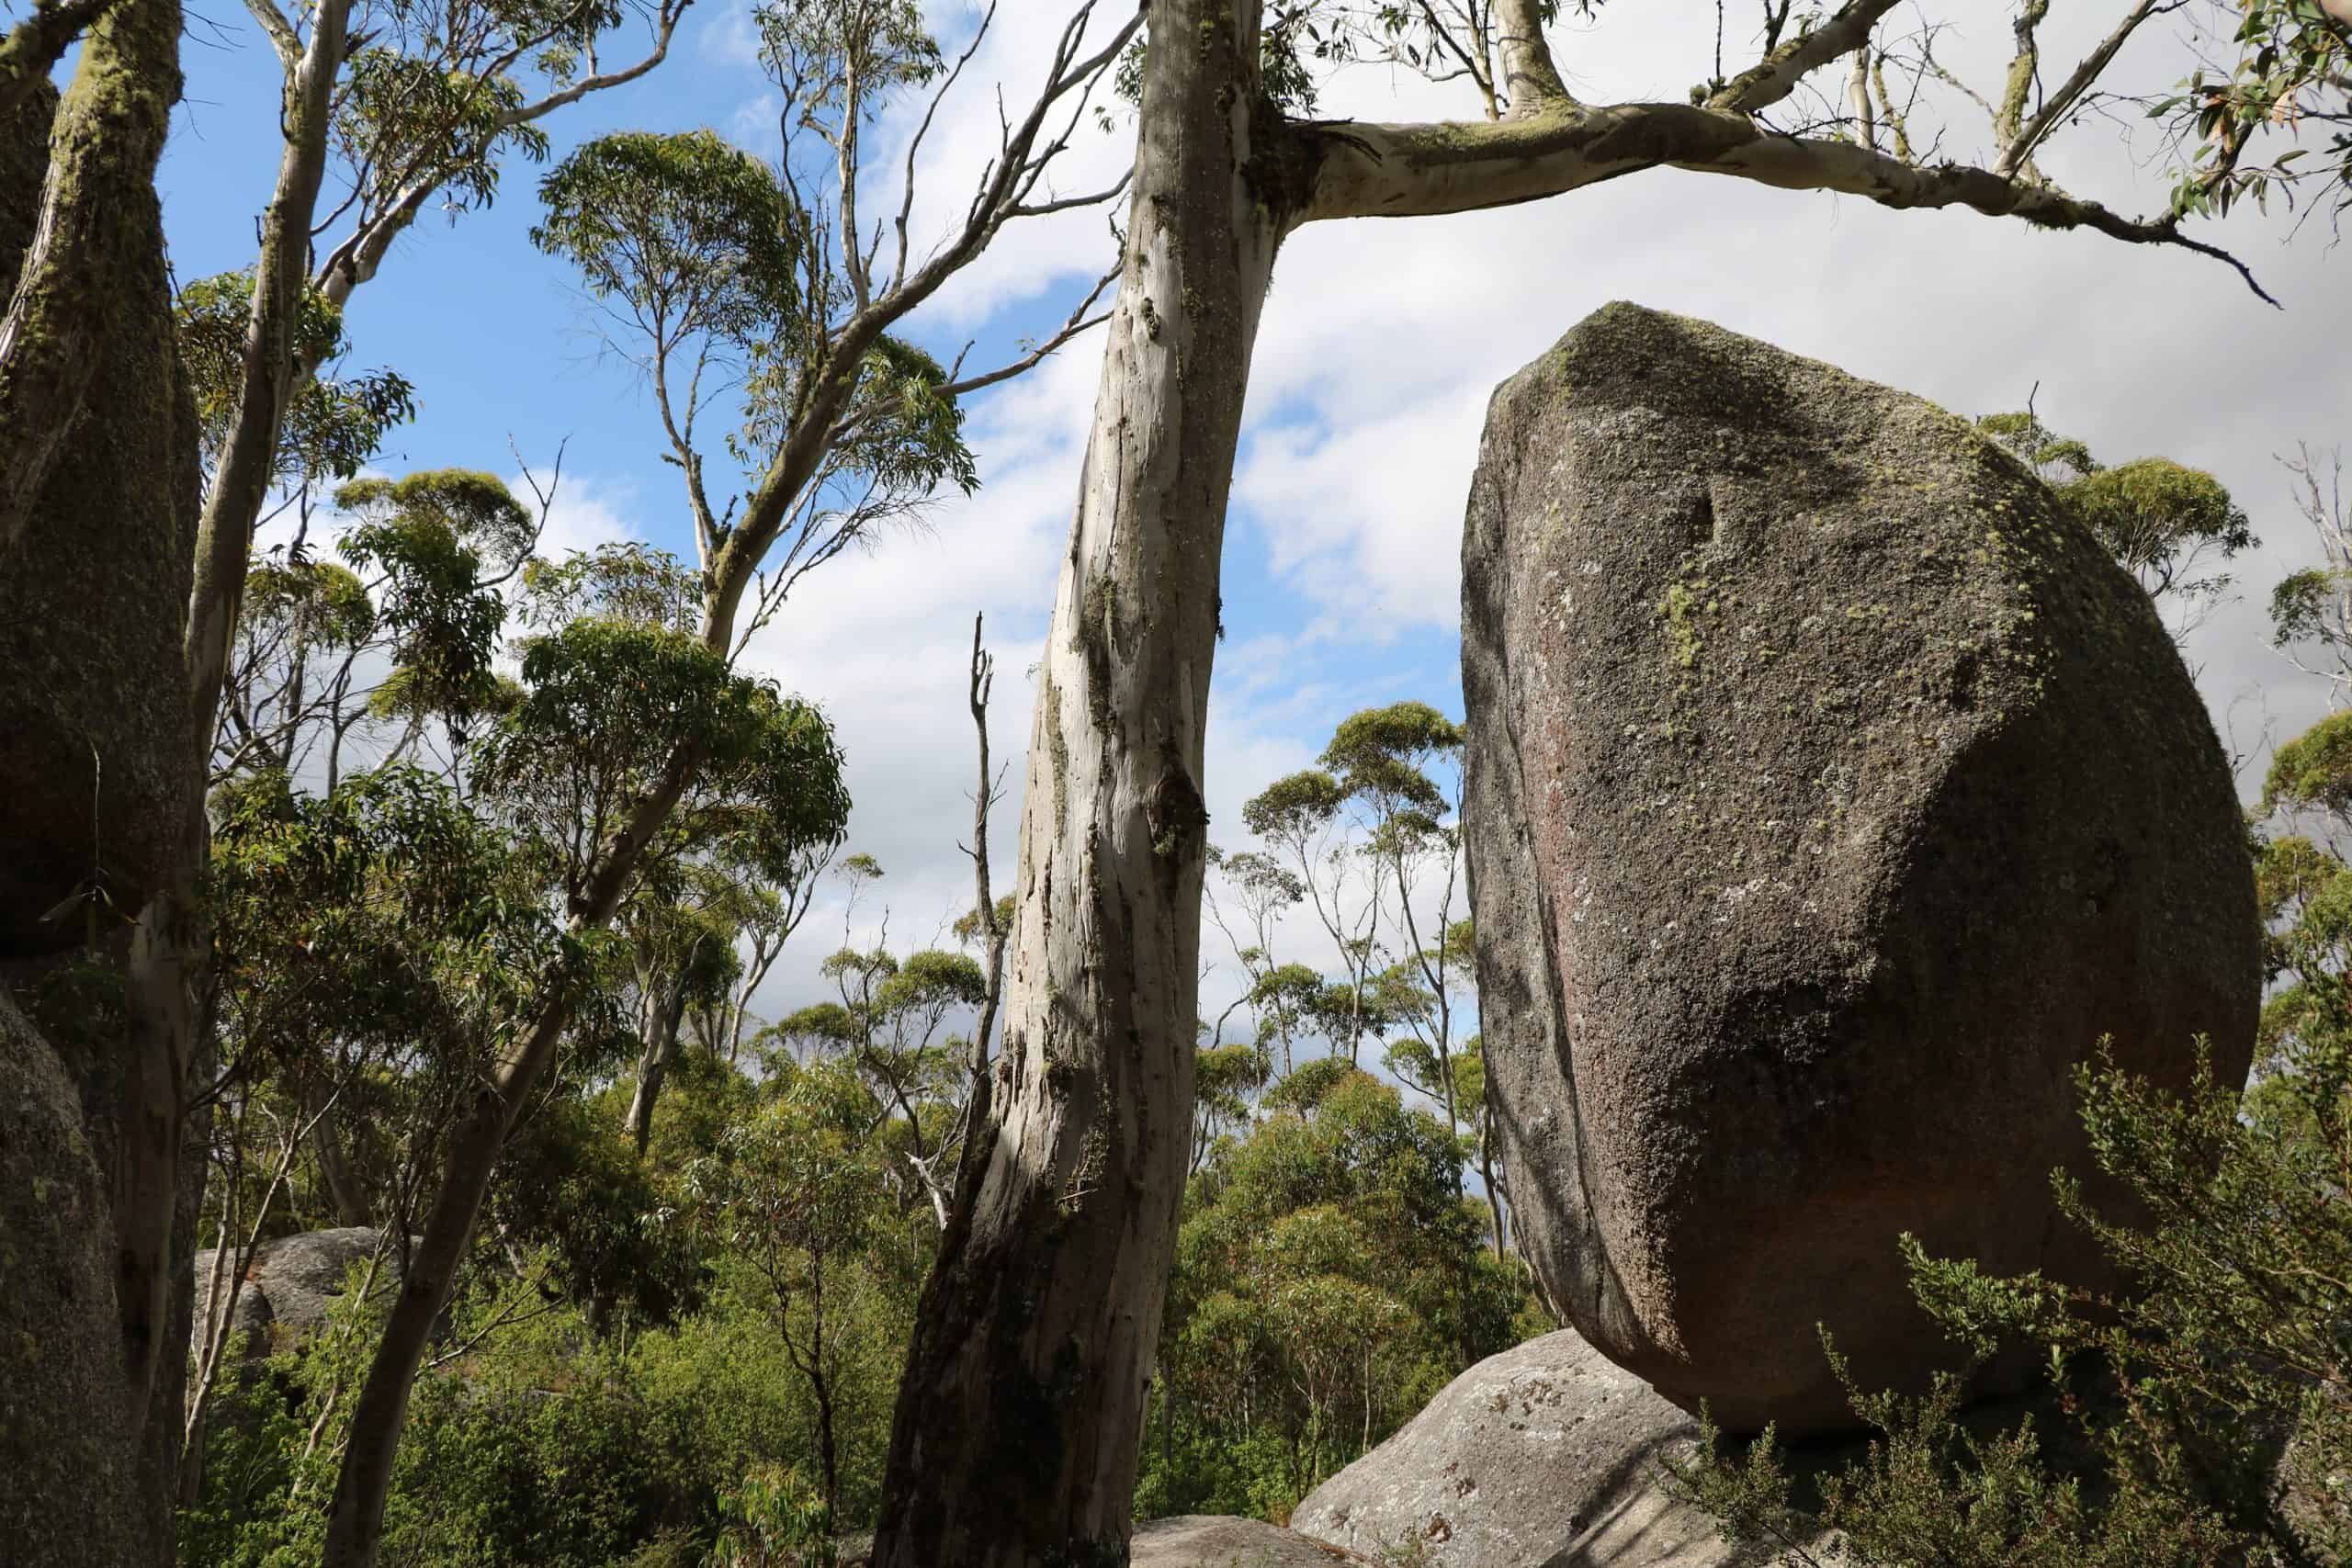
[1461,303,2259,1432]
[1292,1329,1771,1567]
[0,993,144,1567]
[1134,1516,1367,1566]
[840,1517,1364,1568]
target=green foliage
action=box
[2269,566,2352,660]
[1676,1034,2352,1565]
[1240,768,1346,842]
[337,470,534,728]
[739,332,978,500]
[240,558,379,658]
[2156,1,2352,221]
[473,615,849,898]
[709,1463,839,1566]
[521,540,705,634]
[490,1096,707,1330]
[1319,700,1462,819]
[177,268,415,488]
[211,765,562,1081]
[2264,709,2352,818]
[1141,1066,1543,1521]
[2069,458,2256,581]
[534,130,801,346]
[1976,410,2254,615]
[179,1248,402,1567]
[334,40,554,217]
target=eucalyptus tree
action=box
[1326,701,1467,1134]
[1201,844,1306,1070]
[2270,446,2352,702]
[311,4,1134,1559]
[876,4,2341,1560]
[182,0,695,759]
[687,1059,896,1524]
[1241,769,1382,1065]
[1976,409,2256,637]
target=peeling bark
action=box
[871,4,1283,1560]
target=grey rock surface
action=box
[0,993,145,1567]
[1292,1329,1768,1567]
[1134,1515,1367,1566]
[192,1226,404,1362]
[1461,303,2259,1431]
[839,1517,1362,1567]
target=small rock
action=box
[191,1226,406,1366]
[1292,1330,1757,1566]
[1134,1515,1367,1566]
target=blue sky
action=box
[138,0,2352,1035]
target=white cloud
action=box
[517,468,639,561]
[450,4,2352,1039]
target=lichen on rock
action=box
[1461,302,2259,1433]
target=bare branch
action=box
[1998,0,2170,178]
[894,2,994,293]
[939,260,1118,400]
[1996,0,2050,152]
[504,0,690,129]
[240,0,300,66]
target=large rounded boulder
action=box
[1460,303,2258,1432]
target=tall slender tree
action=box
[876,3,2335,1562]
[311,5,1135,1561]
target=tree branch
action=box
[1295,101,2278,305]
[0,0,119,118]
[240,0,299,67]
[939,260,1118,400]
[1706,0,1905,114]
[1997,0,2168,178]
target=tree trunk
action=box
[184,0,351,752]
[319,763,694,1568]
[1,3,205,1557]
[0,0,179,551]
[623,974,688,1156]
[1481,1104,1510,1264]
[871,6,1289,1559]
[311,1085,372,1226]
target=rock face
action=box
[0,993,146,1567]
[846,1517,1361,1567]
[191,1227,406,1366]
[1461,304,2259,1432]
[1133,1516,1365,1566]
[1293,1329,1755,1567]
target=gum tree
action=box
[875,3,2340,1562]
